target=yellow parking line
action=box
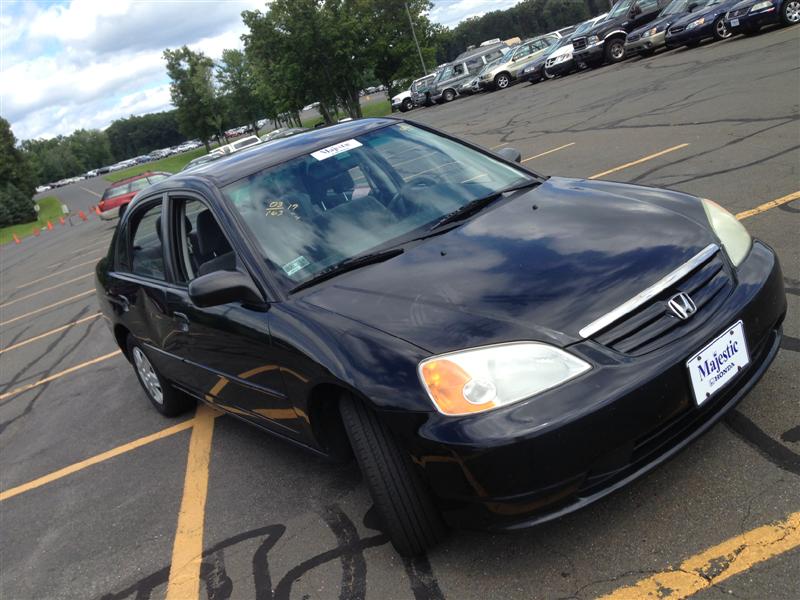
[491,142,509,149]
[0,313,102,355]
[736,190,800,220]
[17,257,102,289]
[521,142,575,162]
[166,404,217,600]
[0,419,197,502]
[0,350,122,402]
[601,510,800,599]
[589,143,690,179]
[0,289,94,327]
[0,273,93,309]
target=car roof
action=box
[107,171,169,186]
[149,118,398,191]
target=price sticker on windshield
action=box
[311,139,362,161]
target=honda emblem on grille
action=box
[667,292,697,320]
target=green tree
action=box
[0,117,37,226]
[217,49,262,133]
[163,46,218,151]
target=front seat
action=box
[195,210,236,276]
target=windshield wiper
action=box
[430,179,542,231]
[290,248,404,293]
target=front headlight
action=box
[587,35,600,44]
[701,199,752,267]
[643,26,658,37]
[687,17,706,29]
[751,0,774,11]
[418,342,591,416]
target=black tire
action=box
[713,16,732,40]
[127,336,194,417]
[339,395,447,557]
[542,67,555,80]
[494,72,511,89]
[400,98,413,112]
[442,88,456,102]
[604,37,626,63]
[780,0,800,25]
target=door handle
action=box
[173,312,190,332]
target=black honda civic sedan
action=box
[96,118,786,556]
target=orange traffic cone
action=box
[47,220,53,230]
[59,216,65,225]
[94,206,101,216]
[78,210,87,221]
[13,233,21,244]
[32,226,40,236]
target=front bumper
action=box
[545,58,576,76]
[404,241,786,530]
[519,64,544,82]
[726,4,779,29]
[572,42,604,64]
[665,21,715,46]
[626,30,667,54]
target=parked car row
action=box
[392,0,797,114]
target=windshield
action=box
[608,0,633,18]
[223,123,533,288]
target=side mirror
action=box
[630,3,642,15]
[496,147,522,163]
[188,269,266,309]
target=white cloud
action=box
[429,0,521,27]
[4,0,261,141]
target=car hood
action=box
[548,44,574,58]
[299,177,715,354]
[669,1,737,25]
[630,13,676,35]
[580,15,625,38]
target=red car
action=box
[98,172,171,220]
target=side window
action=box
[638,0,659,12]
[129,202,165,280]
[173,198,235,283]
[452,63,465,76]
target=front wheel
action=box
[781,0,800,24]
[713,16,732,40]
[441,88,456,102]
[339,395,447,557]
[128,336,194,416]
[542,67,555,80]
[400,98,413,112]
[604,38,626,63]
[494,73,511,89]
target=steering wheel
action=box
[387,175,441,218]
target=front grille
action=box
[669,25,685,33]
[627,33,641,42]
[572,36,587,50]
[592,250,733,356]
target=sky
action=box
[0,0,519,142]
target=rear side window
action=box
[128,202,165,280]
[103,183,130,199]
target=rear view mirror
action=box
[189,269,265,309]
[496,147,522,163]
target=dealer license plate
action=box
[730,18,740,26]
[687,321,750,406]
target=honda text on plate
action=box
[96,119,786,556]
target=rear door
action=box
[160,194,302,438]
[105,194,186,382]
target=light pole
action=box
[405,1,427,76]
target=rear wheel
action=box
[128,336,194,416]
[604,38,626,63]
[339,395,447,557]
[494,72,511,89]
[781,0,800,24]
[713,16,732,40]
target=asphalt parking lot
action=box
[1,25,798,600]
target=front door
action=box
[161,195,304,438]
